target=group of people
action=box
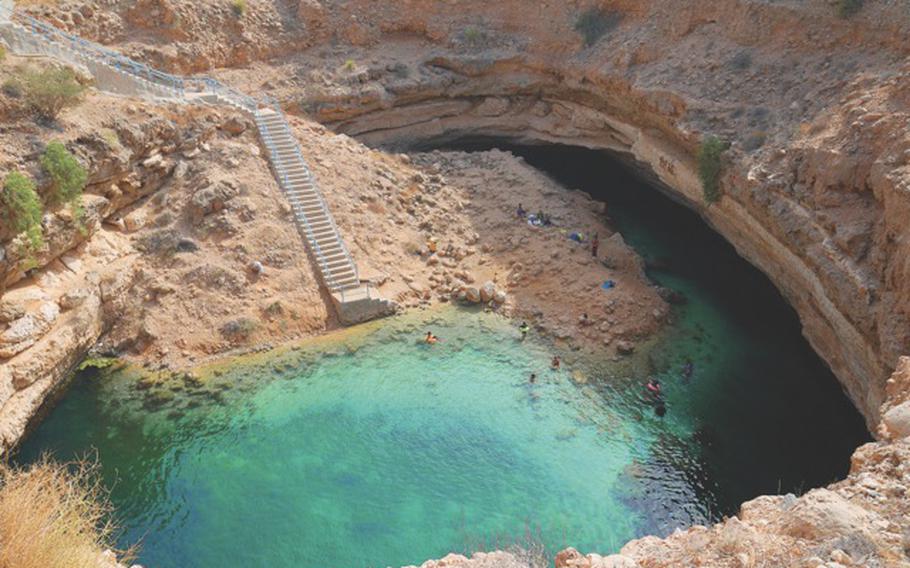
[643,359,695,418]
[516,203,553,227]
[426,322,694,422]
[518,203,600,257]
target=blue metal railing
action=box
[0,3,258,110]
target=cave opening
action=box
[411,136,872,517]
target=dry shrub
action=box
[0,456,135,568]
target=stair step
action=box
[310,242,343,254]
[322,252,348,263]
[286,193,319,202]
[331,278,359,289]
[285,191,317,199]
[292,200,324,209]
[329,270,357,282]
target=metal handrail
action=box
[259,99,360,285]
[256,121,343,292]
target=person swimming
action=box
[646,378,662,398]
[682,359,694,380]
[530,373,537,384]
[425,331,439,345]
[551,356,561,370]
[519,322,530,339]
[655,402,667,418]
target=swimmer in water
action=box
[519,322,530,340]
[425,331,439,345]
[682,359,694,380]
[655,402,667,418]
[530,373,537,384]
[551,356,561,370]
[646,378,662,398]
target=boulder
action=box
[0,297,27,323]
[0,301,60,358]
[781,489,877,540]
[188,181,238,223]
[464,287,481,303]
[480,281,496,303]
[556,548,588,568]
[882,401,910,439]
[59,288,90,310]
[616,340,635,355]
[122,209,149,233]
[221,116,249,136]
[493,290,507,304]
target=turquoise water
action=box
[17,144,870,567]
[19,313,677,567]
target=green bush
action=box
[463,25,483,46]
[837,0,863,18]
[697,136,728,204]
[41,141,87,205]
[41,141,87,231]
[574,8,621,47]
[15,66,85,120]
[1,172,43,251]
[231,0,246,16]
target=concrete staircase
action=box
[0,0,395,324]
[255,107,359,292]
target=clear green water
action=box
[17,145,870,568]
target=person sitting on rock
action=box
[427,239,438,254]
[517,203,527,219]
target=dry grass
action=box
[0,456,134,568]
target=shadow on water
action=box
[429,138,871,516]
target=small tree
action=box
[19,66,85,120]
[231,0,246,16]
[1,172,43,251]
[41,141,88,231]
[698,136,728,204]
